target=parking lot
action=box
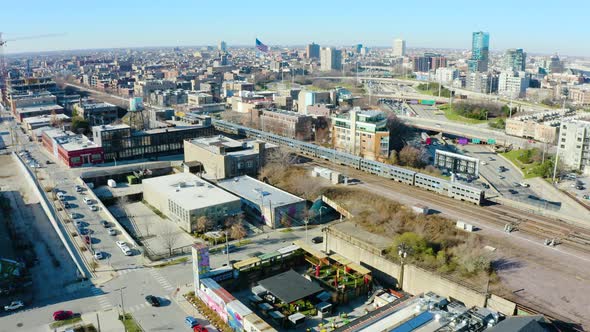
[556,175,590,203]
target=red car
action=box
[193,325,208,332]
[84,235,91,244]
[53,310,74,321]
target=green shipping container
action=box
[420,100,436,106]
[471,138,481,144]
[487,139,496,144]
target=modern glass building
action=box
[467,31,490,73]
[504,48,526,72]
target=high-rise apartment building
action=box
[306,43,320,59]
[331,107,390,161]
[412,53,447,72]
[218,41,227,52]
[393,39,406,57]
[504,48,526,72]
[558,119,590,174]
[320,47,342,71]
[467,31,490,73]
[498,71,530,98]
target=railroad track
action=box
[305,159,590,253]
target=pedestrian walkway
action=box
[90,287,113,311]
[149,268,175,292]
[81,309,124,332]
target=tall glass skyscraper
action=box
[504,48,526,72]
[468,31,490,72]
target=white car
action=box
[123,248,133,256]
[115,241,127,248]
[4,301,24,311]
[108,229,117,236]
[90,205,98,212]
[94,252,104,260]
[75,185,83,193]
[83,197,93,205]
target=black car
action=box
[508,189,518,195]
[100,220,110,228]
[311,236,323,244]
[145,295,160,307]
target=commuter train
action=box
[213,120,485,205]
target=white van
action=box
[57,192,65,201]
[121,246,132,256]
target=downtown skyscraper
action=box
[467,31,490,72]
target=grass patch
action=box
[235,239,252,247]
[501,149,554,179]
[119,313,142,332]
[154,257,188,268]
[280,228,293,233]
[439,104,487,124]
[49,316,82,328]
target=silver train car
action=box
[213,120,485,205]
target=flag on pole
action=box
[255,38,269,53]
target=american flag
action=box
[255,38,269,53]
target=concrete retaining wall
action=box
[325,224,517,315]
[76,177,139,249]
[11,152,90,279]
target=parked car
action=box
[75,185,83,192]
[519,182,530,188]
[83,197,93,205]
[508,189,518,195]
[4,300,24,311]
[70,213,81,219]
[64,202,71,209]
[482,183,490,189]
[311,236,323,244]
[100,220,110,228]
[193,325,209,332]
[74,220,83,227]
[115,241,127,248]
[84,235,91,244]
[53,310,74,321]
[145,295,160,307]
[583,195,590,200]
[94,252,104,260]
[108,228,117,236]
[90,205,98,212]
[122,247,133,256]
[185,316,199,328]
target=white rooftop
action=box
[23,113,70,125]
[142,173,240,211]
[217,175,304,208]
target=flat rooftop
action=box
[187,135,266,156]
[16,104,63,113]
[217,175,304,208]
[257,269,323,304]
[44,129,99,152]
[93,124,131,131]
[142,173,240,211]
[23,113,70,125]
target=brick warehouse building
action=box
[42,129,104,167]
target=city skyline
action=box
[2,0,590,56]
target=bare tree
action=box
[195,216,210,234]
[161,226,180,257]
[230,222,247,244]
[280,214,291,229]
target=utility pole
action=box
[225,231,230,264]
[304,218,309,243]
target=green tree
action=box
[71,116,90,134]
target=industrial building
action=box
[260,109,313,141]
[91,115,214,162]
[73,100,119,126]
[184,135,273,180]
[217,175,306,229]
[142,173,242,232]
[41,129,104,167]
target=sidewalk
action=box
[81,309,125,332]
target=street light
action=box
[397,243,411,290]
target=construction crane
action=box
[0,32,64,101]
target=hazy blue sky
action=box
[2,0,589,56]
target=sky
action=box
[2,0,590,56]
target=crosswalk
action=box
[125,295,171,313]
[90,287,113,310]
[150,269,175,292]
[115,266,143,276]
